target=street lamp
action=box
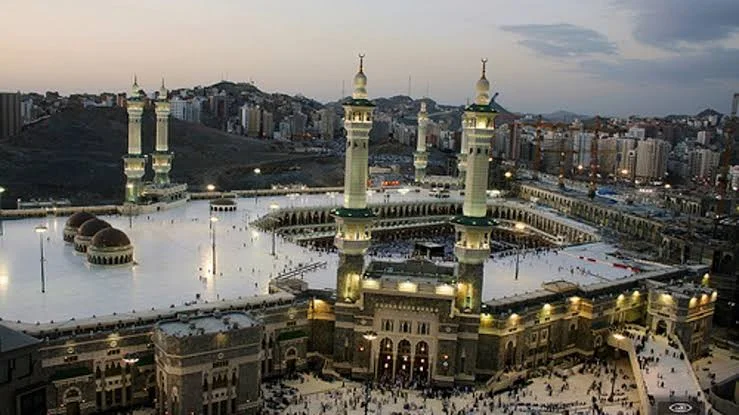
[513,223,526,281]
[269,202,280,256]
[210,216,219,276]
[124,185,135,229]
[362,331,378,415]
[206,184,215,192]
[126,182,135,204]
[253,168,261,204]
[35,225,48,293]
[0,186,5,236]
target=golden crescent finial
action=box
[481,58,488,77]
[358,54,365,72]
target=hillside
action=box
[0,107,343,206]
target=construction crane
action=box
[538,124,577,189]
[589,116,601,198]
[717,93,738,216]
[532,115,543,180]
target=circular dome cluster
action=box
[74,218,111,253]
[87,227,134,266]
[210,198,237,212]
[63,211,96,242]
[91,227,131,248]
[62,212,134,266]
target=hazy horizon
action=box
[2,0,738,116]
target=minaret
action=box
[332,54,375,304]
[153,79,173,185]
[123,76,146,203]
[331,55,375,372]
[414,101,429,182]
[452,59,497,314]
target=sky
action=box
[1,0,738,116]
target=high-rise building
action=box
[241,105,262,137]
[20,98,34,125]
[616,137,637,177]
[573,131,592,169]
[170,97,202,123]
[0,92,21,139]
[290,112,307,139]
[634,138,670,182]
[688,149,721,180]
[278,120,291,139]
[262,110,274,138]
[696,130,712,146]
[627,126,646,139]
[730,165,739,191]
[598,137,619,177]
[209,91,229,119]
[318,108,337,139]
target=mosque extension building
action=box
[0,59,724,415]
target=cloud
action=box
[500,23,617,57]
[578,47,739,85]
[618,0,739,49]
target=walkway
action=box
[611,328,708,414]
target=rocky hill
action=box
[0,107,343,206]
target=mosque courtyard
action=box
[1,189,664,324]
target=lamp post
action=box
[514,223,526,280]
[504,171,513,190]
[608,357,618,401]
[35,225,48,293]
[253,168,261,204]
[620,169,629,184]
[210,216,219,276]
[0,186,5,236]
[124,183,135,228]
[362,331,378,415]
[269,202,280,256]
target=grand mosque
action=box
[0,57,723,415]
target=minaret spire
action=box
[124,76,145,203]
[414,97,429,182]
[154,76,173,185]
